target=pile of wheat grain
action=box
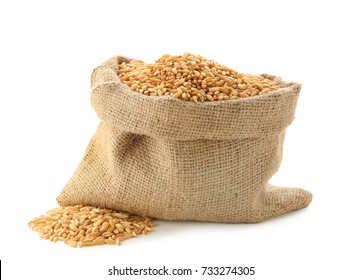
[28,206,154,247]
[118,53,280,102]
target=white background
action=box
[0,0,361,279]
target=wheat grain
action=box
[118,53,281,102]
[28,205,154,248]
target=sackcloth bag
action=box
[57,55,312,223]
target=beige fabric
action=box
[57,56,312,223]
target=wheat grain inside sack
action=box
[57,55,312,223]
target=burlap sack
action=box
[57,56,312,223]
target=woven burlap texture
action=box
[57,56,312,223]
